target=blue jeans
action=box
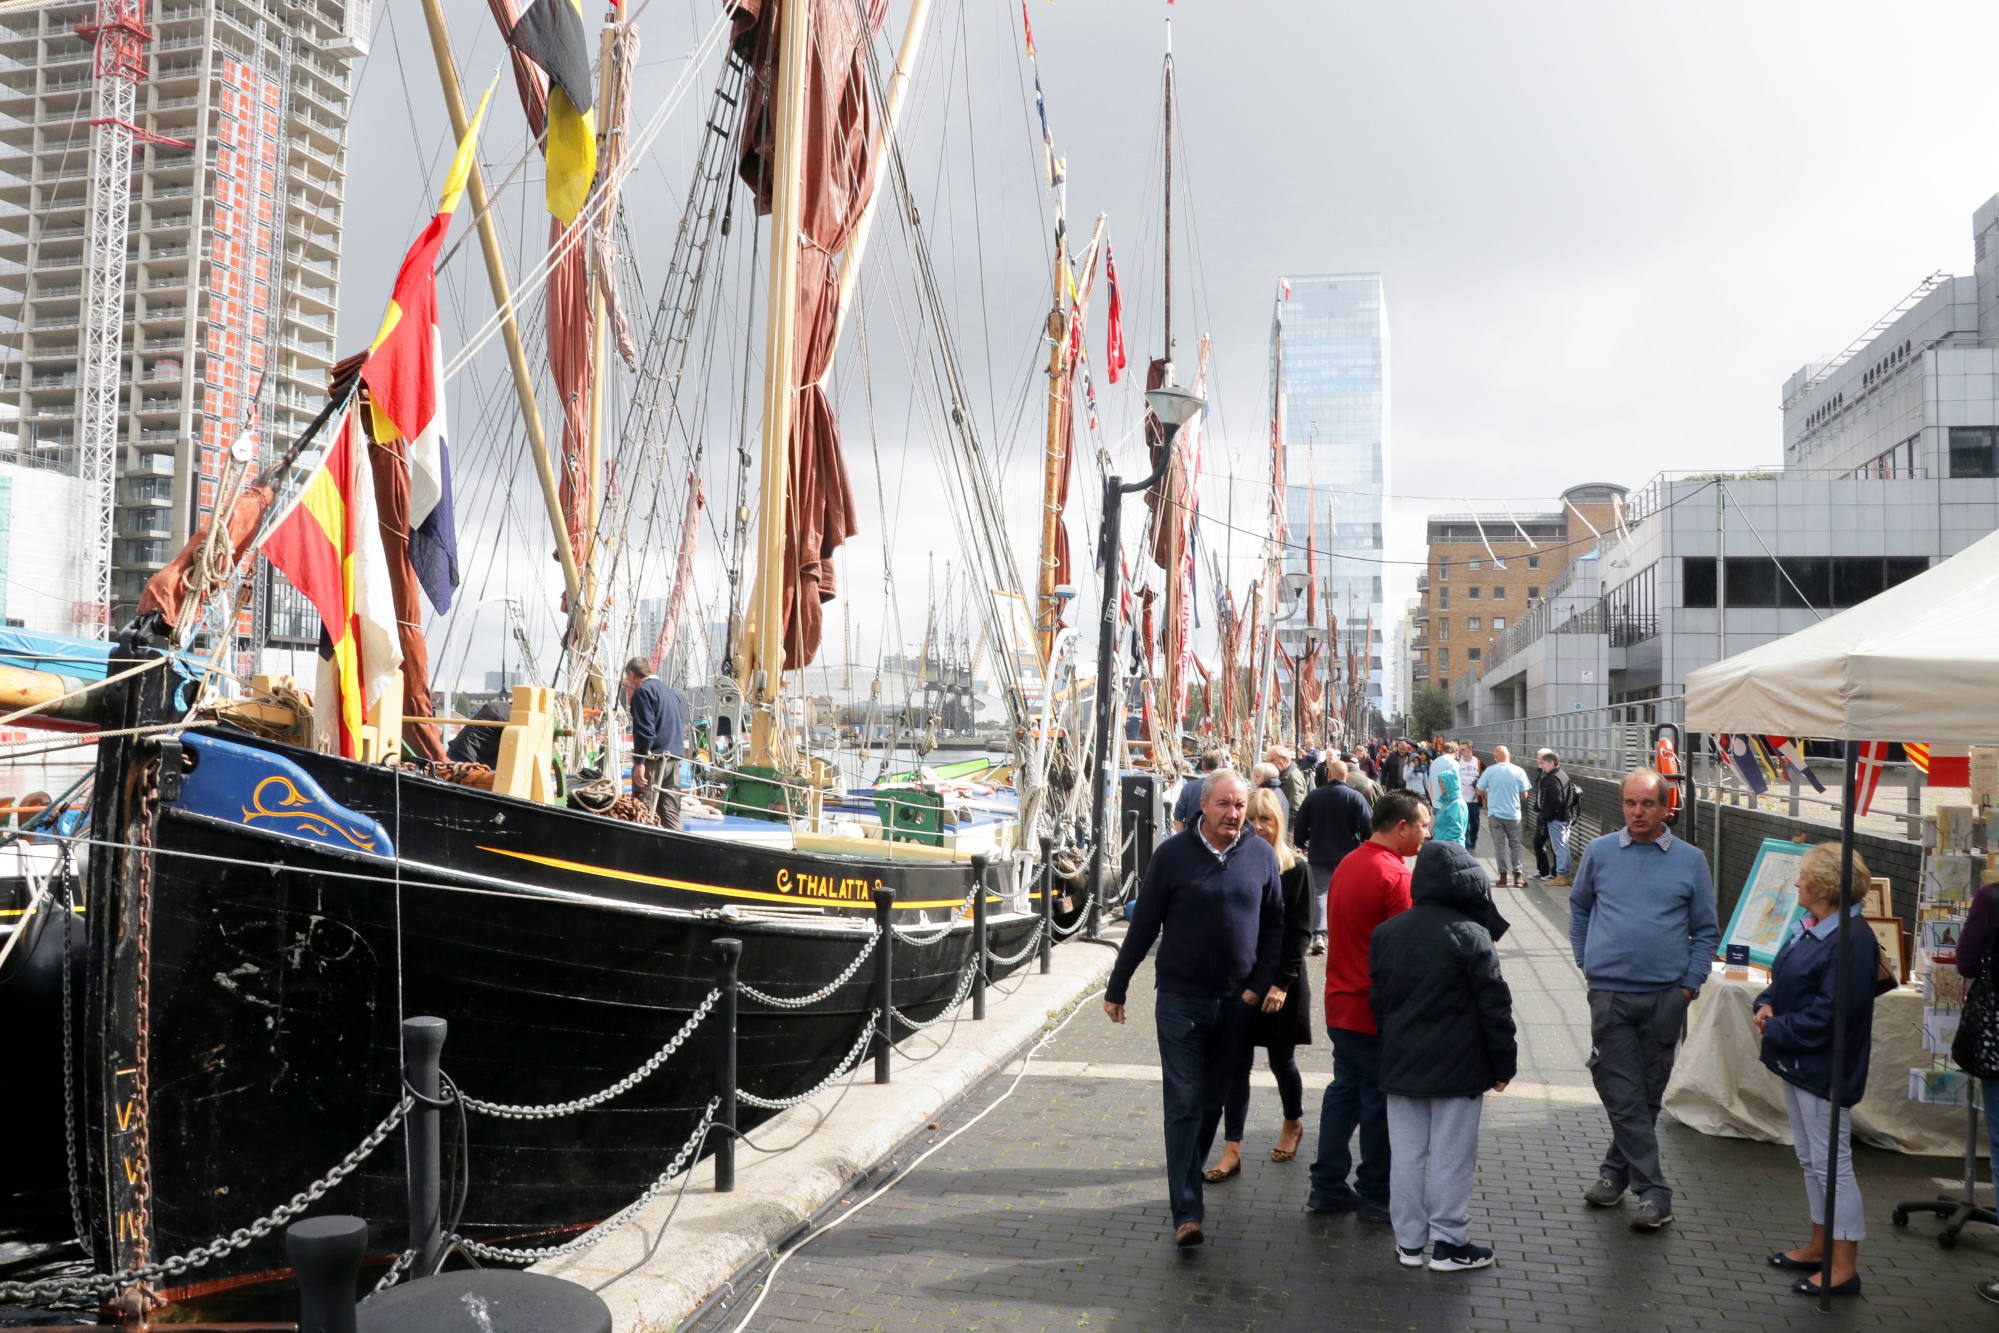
[1308,1027,1390,1207]
[1155,990,1252,1227]
[1549,819,1573,877]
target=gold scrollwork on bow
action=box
[239,775,382,852]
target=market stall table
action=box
[1663,965,1973,1158]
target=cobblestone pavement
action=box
[693,848,1999,1332]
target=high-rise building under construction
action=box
[0,0,368,653]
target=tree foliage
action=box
[1410,686,1453,740]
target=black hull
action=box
[78,706,1040,1308]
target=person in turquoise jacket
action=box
[1429,753,1468,846]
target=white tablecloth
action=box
[1662,968,1975,1158]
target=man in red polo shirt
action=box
[1307,789,1431,1220]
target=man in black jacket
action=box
[1295,761,1374,955]
[1106,770,1285,1249]
[623,658,687,816]
[1535,751,1582,885]
[1370,841,1517,1272]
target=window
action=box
[1437,620,1449,641]
[1436,648,1450,672]
[1527,555,1541,570]
[1468,586,1481,599]
[1490,586,1505,599]
[1527,586,1541,600]
[1602,563,1658,646]
[1467,647,1481,662]
[1492,616,1506,629]
[1439,587,1450,609]
[1682,556,1931,610]
[1950,427,1999,478]
[1468,559,1483,571]
[1437,561,1449,581]
[1467,617,1482,631]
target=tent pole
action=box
[1817,737,1861,1312]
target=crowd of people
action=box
[1107,737,1894,1296]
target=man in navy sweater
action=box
[1106,769,1285,1248]
[1569,768,1720,1232]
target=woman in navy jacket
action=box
[1753,843,1881,1299]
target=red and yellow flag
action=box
[262,411,402,758]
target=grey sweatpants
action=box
[1587,985,1689,1208]
[1386,1093,1485,1251]
[1490,817,1523,878]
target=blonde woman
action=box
[1754,843,1881,1299]
[1205,786,1313,1181]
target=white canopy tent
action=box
[1682,527,1999,1305]
[1684,525,1999,745]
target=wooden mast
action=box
[416,0,582,616]
[1155,32,1181,758]
[1035,214,1106,668]
[740,0,812,767]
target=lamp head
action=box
[1145,383,1206,430]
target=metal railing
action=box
[1451,694,1929,839]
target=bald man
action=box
[1475,746,1532,887]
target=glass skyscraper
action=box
[1270,273,1389,724]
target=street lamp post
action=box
[1084,381,1205,940]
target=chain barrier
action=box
[889,960,979,1031]
[982,917,1046,968]
[446,1098,718,1265]
[738,930,878,1009]
[0,1098,411,1305]
[457,990,721,1120]
[890,873,984,947]
[1050,891,1097,938]
[367,1247,418,1298]
[737,1019,877,1111]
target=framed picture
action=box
[1862,877,1893,919]
[1720,837,1812,970]
[1868,917,1907,986]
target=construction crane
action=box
[72,0,185,636]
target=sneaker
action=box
[1429,1241,1495,1272]
[1977,1280,1999,1306]
[1630,1199,1674,1231]
[1309,932,1328,956]
[1396,1244,1427,1268]
[1582,1175,1626,1207]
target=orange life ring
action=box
[1655,737,1682,816]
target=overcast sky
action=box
[319,0,1999,697]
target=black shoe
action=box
[1353,1199,1392,1225]
[1429,1241,1495,1272]
[1629,1198,1673,1230]
[1790,1274,1860,1297]
[1978,1280,1999,1306]
[1307,1190,1358,1214]
[1767,1251,1820,1272]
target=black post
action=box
[970,853,989,1020]
[1037,834,1055,975]
[286,1215,365,1333]
[1818,738,1861,1313]
[400,1015,446,1276]
[872,887,895,1084]
[711,937,741,1194]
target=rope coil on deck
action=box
[738,929,879,1008]
[0,1096,411,1303]
[456,989,722,1120]
[737,1020,878,1110]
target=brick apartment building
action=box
[1409,483,1627,696]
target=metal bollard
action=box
[872,887,895,1084]
[286,1214,366,1333]
[970,853,988,1021]
[401,1016,447,1277]
[1037,835,1054,976]
[711,937,741,1194]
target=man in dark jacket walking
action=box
[1106,770,1285,1248]
[624,658,687,818]
[1294,763,1374,954]
[1370,841,1517,1272]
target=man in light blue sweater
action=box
[1568,769,1719,1233]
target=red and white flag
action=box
[1104,243,1127,385]
[1906,742,1971,787]
[1279,276,1292,301]
[1852,741,1891,816]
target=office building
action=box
[0,0,366,655]
[1270,273,1389,723]
[1453,192,1999,726]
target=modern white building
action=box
[1455,192,1999,726]
[1269,273,1390,723]
[0,0,366,655]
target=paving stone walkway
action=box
[692,846,1999,1332]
